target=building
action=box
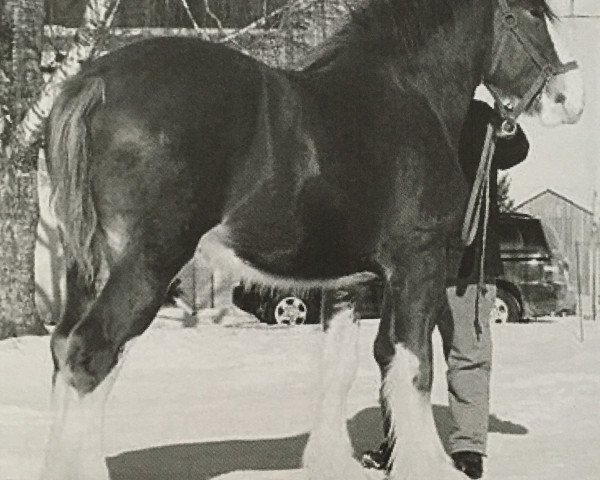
[515,189,597,296]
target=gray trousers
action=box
[438,284,495,455]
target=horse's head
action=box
[484,0,584,126]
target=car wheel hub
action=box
[492,297,509,323]
[274,297,308,325]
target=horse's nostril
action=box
[555,93,567,104]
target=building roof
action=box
[514,189,593,216]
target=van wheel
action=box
[273,296,308,325]
[262,293,321,325]
[492,288,521,323]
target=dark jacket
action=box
[448,100,529,287]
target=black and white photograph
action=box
[0,1,598,479]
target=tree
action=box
[0,0,47,339]
[497,173,515,213]
[0,0,120,340]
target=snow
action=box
[1,314,599,480]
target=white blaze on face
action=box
[537,16,585,125]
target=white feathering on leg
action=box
[41,363,123,480]
[383,345,467,480]
[303,306,368,480]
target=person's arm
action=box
[458,100,495,181]
[493,124,530,170]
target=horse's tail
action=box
[47,76,105,286]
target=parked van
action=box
[493,212,577,322]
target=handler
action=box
[362,99,530,479]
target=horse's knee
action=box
[380,340,433,393]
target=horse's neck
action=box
[309,1,492,142]
[400,2,493,144]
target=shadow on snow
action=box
[107,406,528,479]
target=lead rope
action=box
[475,146,493,341]
[462,123,496,340]
[462,124,496,247]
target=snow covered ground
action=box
[1,313,599,480]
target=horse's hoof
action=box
[451,452,483,479]
[387,452,469,480]
[305,460,370,480]
[304,439,370,480]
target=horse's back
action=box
[84,37,268,160]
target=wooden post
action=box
[593,241,597,322]
[593,191,599,321]
[575,242,584,342]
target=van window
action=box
[499,223,524,250]
[499,219,549,252]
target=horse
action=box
[42,1,584,479]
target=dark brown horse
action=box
[42,1,583,479]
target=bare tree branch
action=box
[220,0,311,44]
[178,0,202,32]
[203,0,224,32]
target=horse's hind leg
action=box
[43,262,110,480]
[303,289,368,480]
[42,246,177,480]
[49,261,98,378]
[43,355,119,480]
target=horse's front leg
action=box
[303,289,368,480]
[375,233,467,480]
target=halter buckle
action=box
[498,118,517,138]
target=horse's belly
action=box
[199,224,378,290]
[220,176,377,280]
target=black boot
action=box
[451,451,483,479]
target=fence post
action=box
[593,191,599,321]
[576,242,584,342]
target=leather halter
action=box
[485,0,578,131]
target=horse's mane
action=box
[301,0,557,73]
[301,0,460,72]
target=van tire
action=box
[494,287,521,323]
